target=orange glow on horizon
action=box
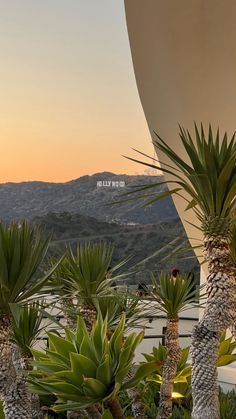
[0,1,155,183]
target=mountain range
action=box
[0,172,199,283]
[0,172,178,224]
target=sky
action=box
[0,1,154,183]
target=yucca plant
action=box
[49,242,127,333]
[11,303,46,418]
[97,292,146,334]
[29,312,159,419]
[150,273,198,419]
[11,302,44,367]
[0,222,60,419]
[124,124,236,418]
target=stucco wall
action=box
[124,0,236,267]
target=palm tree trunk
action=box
[12,346,43,418]
[157,318,181,419]
[106,397,125,419]
[191,233,236,419]
[3,377,32,419]
[86,406,102,418]
[21,354,44,419]
[79,304,97,333]
[127,387,147,418]
[126,366,147,418]
[67,411,89,418]
[0,316,32,419]
[230,323,236,341]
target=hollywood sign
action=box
[97,180,126,188]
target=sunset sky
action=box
[0,1,154,182]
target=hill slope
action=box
[33,212,199,284]
[0,172,178,224]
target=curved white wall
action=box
[124,0,236,266]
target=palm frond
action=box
[122,124,236,231]
[151,273,202,319]
[11,302,44,357]
[48,242,130,306]
[0,222,57,315]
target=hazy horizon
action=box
[0,168,161,184]
[0,1,154,183]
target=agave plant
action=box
[124,124,236,418]
[98,292,154,419]
[0,222,61,419]
[150,273,198,419]
[29,312,159,419]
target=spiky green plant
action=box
[144,344,191,389]
[152,273,198,320]
[11,303,46,418]
[11,302,44,362]
[0,222,60,419]
[150,273,198,419]
[29,312,159,418]
[97,292,147,333]
[49,242,128,332]
[123,124,236,418]
[219,389,236,419]
[217,331,236,367]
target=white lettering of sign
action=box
[97,180,126,188]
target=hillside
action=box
[33,212,199,285]
[0,172,178,224]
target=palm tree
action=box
[124,124,236,418]
[151,273,198,419]
[0,222,60,419]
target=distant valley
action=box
[0,172,199,284]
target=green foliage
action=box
[230,221,236,264]
[41,211,199,285]
[171,406,191,419]
[151,273,199,319]
[143,333,236,391]
[125,124,236,226]
[11,302,44,357]
[49,242,128,306]
[218,331,236,367]
[144,344,191,397]
[0,222,60,315]
[0,401,4,419]
[97,292,149,332]
[219,388,236,419]
[29,312,158,412]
